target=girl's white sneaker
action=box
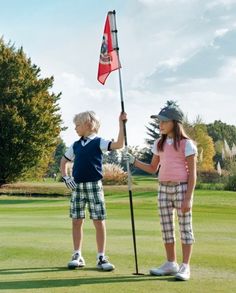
[150,261,179,276]
[175,263,190,281]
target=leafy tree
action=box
[0,39,62,184]
[206,121,236,168]
[46,137,67,178]
[192,124,215,171]
[184,118,215,171]
[214,140,224,167]
[207,120,236,148]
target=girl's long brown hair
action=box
[157,121,189,152]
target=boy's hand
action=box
[119,112,127,123]
[62,176,77,191]
[124,153,136,165]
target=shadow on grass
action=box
[0,267,104,275]
[0,267,178,289]
[0,267,69,275]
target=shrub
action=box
[102,163,128,185]
[224,174,236,191]
[195,182,225,190]
[197,170,227,183]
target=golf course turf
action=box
[0,180,235,292]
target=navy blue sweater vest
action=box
[72,137,103,183]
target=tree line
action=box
[1,39,235,185]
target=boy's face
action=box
[74,121,90,137]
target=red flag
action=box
[97,11,121,85]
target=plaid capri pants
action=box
[158,183,195,245]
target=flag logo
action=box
[97,11,121,85]
[100,34,112,64]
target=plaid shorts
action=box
[70,180,106,220]
[158,183,195,245]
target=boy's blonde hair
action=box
[73,111,100,133]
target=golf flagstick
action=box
[111,10,143,276]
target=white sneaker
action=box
[175,263,190,281]
[68,253,85,269]
[150,261,179,276]
[96,256,115,271]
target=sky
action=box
[1,0,236,147]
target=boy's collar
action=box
[81,133,97,140]
[87,133,97,139]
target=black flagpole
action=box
[111,10,143,275]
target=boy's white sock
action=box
[74,250,81,256]
[97,252,105,260]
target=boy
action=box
[60,111,127,271]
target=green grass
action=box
[0,180,236,292]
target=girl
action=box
[127,101,197,281]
